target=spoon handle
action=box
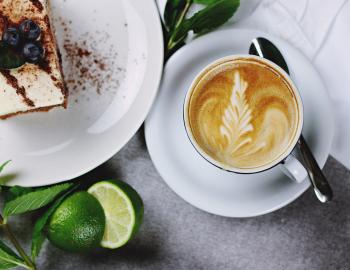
[297,135,333,202]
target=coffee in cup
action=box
[184,55,304,174]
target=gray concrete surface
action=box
[4,128,350,270]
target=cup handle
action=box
[279,155,308,183]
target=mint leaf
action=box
[0,161,12,193]
[0,240,26,269]
[164,0,192,32]
[0,42,25,70]
[5,186,33,204]
[0,161,11,174]
[188,0,239,35]
[194,0,216,4]
[31,187,75,260]
[169,18,192,47]
[3,183,73,218]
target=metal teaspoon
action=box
[249,37,333,203]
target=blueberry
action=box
[22,42,44,63]
[3,27,21,47]
[19,20,41,40]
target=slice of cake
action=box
[0,0,67,119]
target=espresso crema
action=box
[187,58,301,169]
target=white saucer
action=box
[145,29,334,217]
[0,0,163,186]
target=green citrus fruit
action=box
[47,191,105,252]
[88,180,144,249]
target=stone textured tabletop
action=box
[7,128,350,270]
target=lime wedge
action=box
[88,180,144,249]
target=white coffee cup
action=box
[183,55,308,183]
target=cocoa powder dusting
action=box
[56,17,123,100]
[29,0,44,12]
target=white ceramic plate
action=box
[145,29,334,217]
[0,0,163,186]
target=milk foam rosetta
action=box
[187,58,301,169]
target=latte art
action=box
[187,58,301,169]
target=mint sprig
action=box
[0,161,78,269]
[164,0,240,60]
[0,41,25,70]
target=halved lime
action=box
[88,180,144,249]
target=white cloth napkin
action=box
[157,0,350,169]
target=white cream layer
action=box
[0,66,64,116]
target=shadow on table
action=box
[72,159,125,190]
[87,234,160,263]
[42,230,161,270]
[230,156,350,269]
